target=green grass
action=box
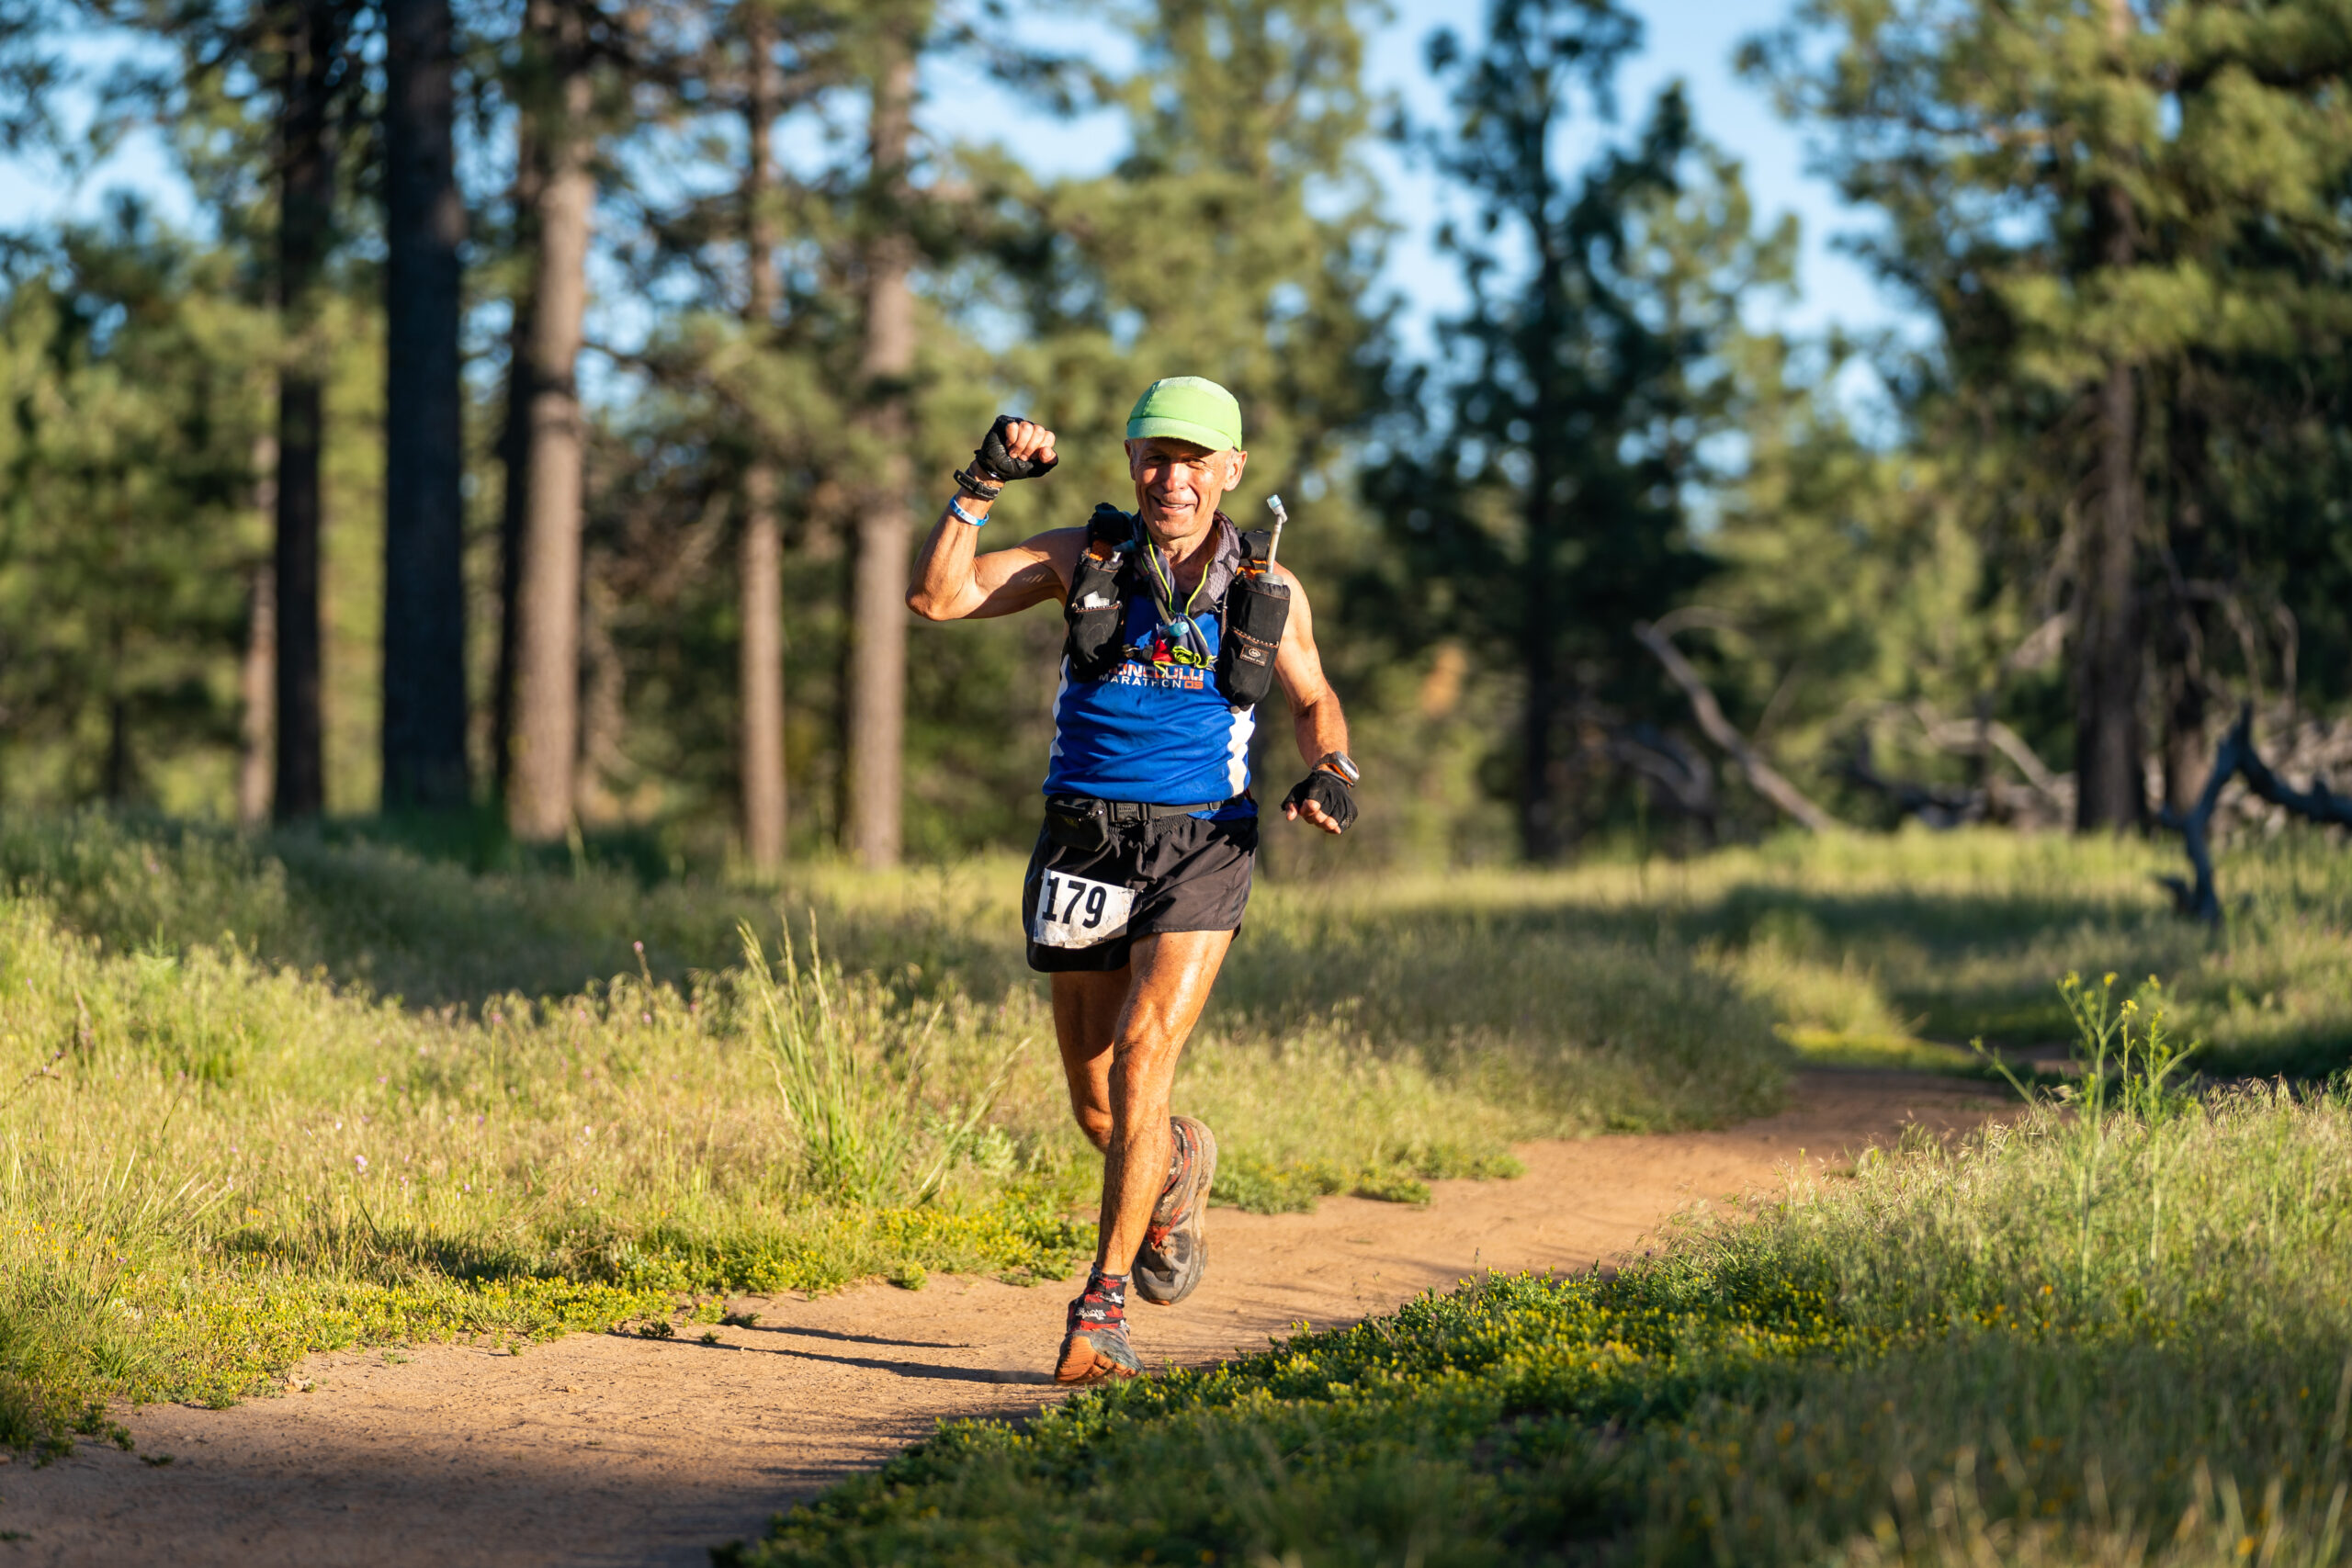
[7,806,2352,1497]
[731,985,2352,1567]
[1307,825,2352,1079]
[0,812,1794,1458]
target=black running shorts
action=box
[1022,812,1258,973]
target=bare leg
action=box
[1050,966,1128,1156]
[1047,930,1233,1277]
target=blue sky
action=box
[927,0,1916,356]
[0,1,1918,357]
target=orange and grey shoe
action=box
[1056,1273,1142,1385]
[1133,1115,1217,1306]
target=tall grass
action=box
[741,920,1019,1207]
[0,813,1795,1455]
[12,806,2351,1476]
[738,980,2352,1566]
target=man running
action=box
[907,377,1359,1384]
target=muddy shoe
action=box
[1056,1278,1141,1386]
[1133,1115,1217,1306]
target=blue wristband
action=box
[948,495,987,527]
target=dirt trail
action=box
[0,1071,2005,1567]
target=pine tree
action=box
[1369,0,1790,859]
[736,0,791,870]
[507,0,600,843]
[379,0,469,811]
[268,0,358,821]
[995,0,1390,508]
[842,1,922,871]
[0,221,270,808]
[1747,0,2352,830]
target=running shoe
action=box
[1055,1294,1141,1385]
[1132,1114,1217,1306]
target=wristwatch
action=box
[1314,751,1361,786]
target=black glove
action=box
[1282,770,1357,833]
[974,414,1060,483]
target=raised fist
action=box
[975,415,1060,483]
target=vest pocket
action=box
[1065,600,1125,678]
[1217,573,1290,707]
[1063,546,1128,679]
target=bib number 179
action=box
[1032,870,1134,950]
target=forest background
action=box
[1,0,2348,873]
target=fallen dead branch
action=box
[1633,621,1840,833]
[2159,707,2352,922]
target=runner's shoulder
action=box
[1262,559,1308,597]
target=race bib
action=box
[1032,869,1134,949]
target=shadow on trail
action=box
[752,1325,972,1351]
[661,1335,1054,1386]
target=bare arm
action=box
[1268,567,1353,834]
[906,512,1080,622]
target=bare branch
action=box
[1905,701,2066,800]
[2159,706,2352,922]
[2004,612,2069,674]
[1647,604,1739,641]
[1634,621,1840,833]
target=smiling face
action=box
[1125,436,1250,547]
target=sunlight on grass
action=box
[1777,1026,1995,1077]
[0,813,1793,1452]
[6,808,2352,1472]
[732,976,2352,1568]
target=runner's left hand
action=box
[1282,771,1354,835]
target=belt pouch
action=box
[1044,795,1114,853]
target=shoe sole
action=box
[1055,1330,1140,1385]
[1133,1116,1217,1307]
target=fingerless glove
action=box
[1282,770,1357,832]
[974,413,1060,483]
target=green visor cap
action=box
[1125,377,1243,453]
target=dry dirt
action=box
[0,1069,2006,1567]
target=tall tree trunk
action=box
[381,0,470,810]
[2075,355,2146,831]
[739,11,787,870]
[492,124,542,807]
[273,0,342,823]
[238,435,278,829]
[239,568,278,825]
[1517,231,1569,863]
[104,694,132,803]
[1517,616,1559,862]
[2160,623,2208,816]
[2075,0,2146,833]
[508,4,594,843]
[842,27,916,871]
[2158,390,2211,818]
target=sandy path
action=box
[0,1071,2004,1567]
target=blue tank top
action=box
[1044,591,1257,812]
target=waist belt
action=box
[1095,796,1229,823]
[1043,792,1242,854]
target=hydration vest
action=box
[1061,503,1290,711]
